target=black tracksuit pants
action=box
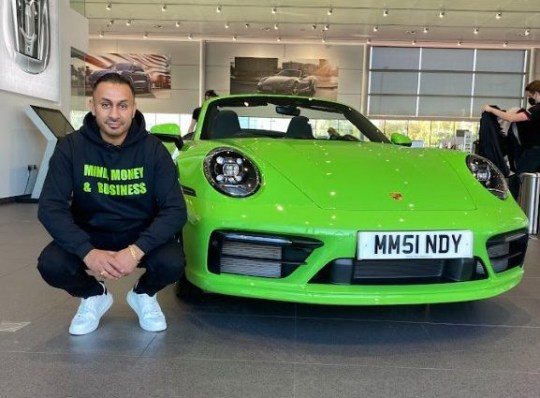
[37,229,184,298]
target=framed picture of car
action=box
[230,57,339,100]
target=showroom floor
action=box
[0,202,540,397]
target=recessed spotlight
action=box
[503,41,508,47]
[99,31,104,37]
[225,22,230,29]
[524,28,531,36]
[216,5,221,13]
[161,4,167,12]
[322,37,327,43]
[323,24,329,31]
[245,23,250,29]
[439,10,445,18]
[106,3,111,11]
[277,36,281,42]
[274,23,279,30]
[312,24,317,30]
[175,21,180,28]
[473,28,479,34]
[423,26,429,34]
[272,6,277,14]
[126,19,132,26]
[366,38,371,44]
[143,32,148,39]
[327,8,333,16]
[373,25,379,32]
[233,35,237,41]
[457,40,462,46]
[383,9,388,17]
[188,33,193,40]
[412,39,417,45]
[496,12,502,19]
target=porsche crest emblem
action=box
[390,192,403,201]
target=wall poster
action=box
[230,57,339,100]
[79,52,172,99]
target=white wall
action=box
[0,1,88,199]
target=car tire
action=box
[175,274,204,300]
[291,82,299,95]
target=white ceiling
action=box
[75,0,540,48]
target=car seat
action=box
[285,116,314,139]
[212,110,241,139]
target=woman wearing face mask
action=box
[482,80,540,197]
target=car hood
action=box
[260,76,294,83]
[231,140,477,211]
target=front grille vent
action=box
[208,230,323,278]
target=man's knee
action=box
[37,242,80,282]
[146,240,185,281]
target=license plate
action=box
[357,230,473,260]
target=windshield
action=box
[278,69,302,78]
[200,95,389,143]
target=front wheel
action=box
[175,274,203,300]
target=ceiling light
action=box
[503,41,508,47]
[496,12,502,19]
[457,40,462,46]
[277,36,281,42]
[322,37,326,43]
[274,23,279,30]
[225,22,230,29]
[412,39,417,45]
[439,10,445,18]
[106,3,111,11]
[473,28,479,34]
[245,23,250,29]
[161,4,167,12]
[272,6,277,14]
[175,21,180,28]
[216,5,221,13]
[107,19,114,27]
[524,28,531,36]
[366,38,371,44]
[327,8,333,16]
[423,27,429,33]
[373,25,379,32]
[233,35,237,41]
[324,24,329,31]
[383,9,388,17]
[126,19,132,26]
[143,32,148,39]
[188,33,193,40]
[99,31,104,37]
[312,24,317,30]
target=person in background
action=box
[186,89,218,136]
[482,80,540,197]
[37,72,187,335]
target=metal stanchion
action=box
[518,172,540,235]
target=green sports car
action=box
[173,94,528,305]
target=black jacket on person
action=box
[477,109,510,177]
[38,110,187,260]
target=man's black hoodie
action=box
[38,110,187,260]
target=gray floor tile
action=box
[294,363,540,398]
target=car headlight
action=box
[466,154,508,200]
[203,148,261,197]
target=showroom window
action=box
[368,47,528,119]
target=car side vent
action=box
[486,230,528,273]
[208,231,323,278]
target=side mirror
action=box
[390,132,412,147]
[149,123,184,155]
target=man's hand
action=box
[112,247,141,276]
[482,104,493,113]
[83,249,124,280]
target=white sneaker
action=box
[126,289,167,332]
[69,292,113,335]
